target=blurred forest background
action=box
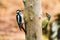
[0,0,25,40]
[0,0,60,40]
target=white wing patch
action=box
[18,15,20,23]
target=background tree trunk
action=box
[23,0,42,40]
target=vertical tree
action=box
[23,0,42,40]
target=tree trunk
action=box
[23,0,42,40]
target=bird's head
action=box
[16,9,22,14]
[46,13,51,20]
[54,13,60,22]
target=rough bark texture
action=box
[23,0,42,40]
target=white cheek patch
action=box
[17,11,20,13]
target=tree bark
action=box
[23,0,42,40]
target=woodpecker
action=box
[16,9,26,33]
[49,14,60,40]
[42,13,51,34]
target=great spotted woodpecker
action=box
[49,14,60,40]
[16,9,26,33]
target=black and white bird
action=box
[49,14,60,40]
[16,9,26,33]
